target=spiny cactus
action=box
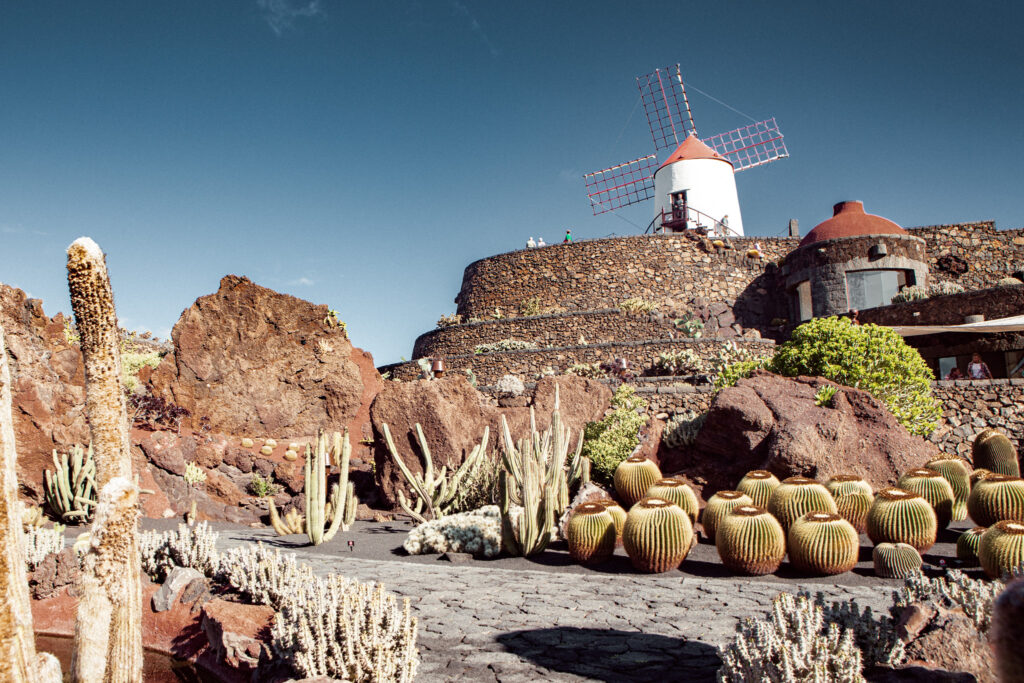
[306,430,356,545]
[956,527,986,566]
[566,503,616,565]
[866,487,937,552]
[767,477,837,533]
[971,468,994,487]
[613,456,662,507]
[826,475,874,533]
[967,473,1024,527]
[594,497,626,539]
[973,428,1020,476]
[992,576,1024,682]
[787,512,859,576]
[645,477,699,523]
[898,467,955,530]
[826,475,873,499]
[872,542,922,579]
[44,443,98,522]
[715,505,786,576]
[701,490,753,543]
[926,455,972,521]
[980,520,1024,579]
[736,470,780,508]
[622,497,694,573]
[269,505,305,535]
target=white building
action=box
[652,134,744,236]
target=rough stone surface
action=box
[28,548,80,600]
[153,566,204,612]
[896,603,994,682]
[201,597,275,673]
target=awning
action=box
[888,314,1024,337]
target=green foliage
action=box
[673,316,704,338]
[582,385,648,485]
[248,474,280,498]
[815,385,839,407]
[619,297,659,314]
[122,349,162,393]
[715,359,767,389]
[564,362,607,379]
[769,317,941,437]
[473,339,539,354]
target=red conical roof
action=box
[657,134,732,170]
[799,201,907,247]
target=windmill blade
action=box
[582,155,657,215]
[636,65,696,155]
[701,117,789,172]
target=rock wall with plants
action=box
[858,284,1024,327]
[930,378,1024,457]
[907,221,1024,290]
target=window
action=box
[796,281,813,321]
[938,356,958,380]
[846,270,908,310]
[1007,351,1024,379]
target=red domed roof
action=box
[657,134,733,170]
[799,201,907,247]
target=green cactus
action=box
[971,468,994,487]
[767,477,837,533]
[956,527,986,566]
[872,542,922,579]
[714,505,786,576]
[595,497,626,538]
[306,429,356,545]
[967,473,1024,527]
[866,487,937,552]
[613,456,662,507]
[825,474,873,499]
[622,497,694,573]
[736,470,780,508]
[701,490,753,543]
[898,467,955,530]
[787,512,859,576]
[973,428,1020,476]
[646,477,699,523]
[925,455,972,521]
[980,520,1024,579]
[826,475,874,533]
[44,443,98,522]
[566,502,616,564]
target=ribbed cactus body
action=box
[826,475,873,499]
[926,456,972,521]
[956,527,986,566]
[973,428,1020,476]
[646,478,699,523]
[872,542,922,579]
[595,498,626,538]
[971,468,994,487]
[767,477,837,533]
[787,512,859,576]
[967,474,1024,527]
[736,470,780,508]
[622,497,693,573]
[980,520,1024,579]
[701,490,753,543]
[898,467,955,530]
[826,475,874,533]
[567,503,616,565]
[866,487,937,551]
[715,505,786,575]
[613,456,662,507]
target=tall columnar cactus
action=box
[566,503,616,565]
[714,505,786,576]
[767,477,837,533]
[736,470,780,508]
[872,542,922,579]
[594,497,626,539]
[701,490,753,543]
[898,467,956,530]
[67,237,142,682]
[44,444,97,522]
[956,527,987,566]
[301,430,356,546]
[992,575,1024,682]
[621,497,694,573]
[866,487,938,552]
[613,456,662,507]
[973,428,1020,476]
[826,475,874,533]
[980,520,1024,579]
[967,473,1024,527]
[926,455,972,521]
[787,512,859,576]
[646,478,699,523]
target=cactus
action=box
[767,477,837,533]
[269,505,306,535]
[736,470,780,508]
[956,527,986,566]
[241,437,254,448]
[898,467,955,530]
[866,487,937,552]
[621,497,694,573]
[646,477,699,523]
[714,505,786,575]
[967,473,1024,527]
[613,456,662,507]
[926,455,972,521]
[701,490,753,543]
[973,428,1020,476]
[825,474,873,499]
[787,512,859,576]
[971,468,994,487]
[872,542,922,579]
[566,503,616,564]
[980,520,1024,579]
[992,575,1024,682]
[826,475,874,533]
[305,430,356,545]
[594,497,626,538]
[44,444,98,522]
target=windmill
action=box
[582,65,788,237]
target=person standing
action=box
[526,236,536,248]
[968,353,993,379]
[564,229,573,243]
[537,236,546,247]
[719,214,729,236]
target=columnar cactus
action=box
[956,527,986,566]
[898,467,955,530]
[595,497,626,539]
[872,542,922,579]
[787,512,859,576]
[301,429,356,546]
[566,503,616,564]
[925,455,972,521]
[44,444,97,522]
[701,490,753,543]
[980,520,1024,579]
[973,428,1020,476]
[967,473,1024,527]
[767,477,837,533]
[714,505,786,575]
[645,478,699,523]
[622,497,694,573]
[866,487,938,552]
[613,456,662,507]
[736,470,780,508]
[826,475,874,533]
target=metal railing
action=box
[645,206,741,238]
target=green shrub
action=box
[769,317,941,437]
[715,359,767,389]
[122,349,163,393]
[582,385,648,485]
[619,297,659,314]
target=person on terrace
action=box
[968,353,993,380]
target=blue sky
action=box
[2,1,1022,364]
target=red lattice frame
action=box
[582,155,658,215]
[702,117,789,172]
[636,65,696,154]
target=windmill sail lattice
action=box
[636,65,696,154]
[583,155,658,214]
[702,117,788,172]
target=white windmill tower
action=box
[583,65,789,236]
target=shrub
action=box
[473,339,538,354]
[565,362,606,378]
[769,317,941,437]
[715,359,768,389]
[248,474,280,497]
[122,349,162,393]
[662,411,706,449]
[436,313,462,328]
[582,385,648,485]
[619,297,659,314]
[518,296,542,316]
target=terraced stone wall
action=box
[930,379,1024,458]
[907,221,1024,289]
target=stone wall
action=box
[907,222,1024,289]
[930,379,1023,458]
[857,285,1024,327]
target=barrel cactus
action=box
[956,527,987,566]
[980,520,1024,579]
[826,475,874,533]
[594,497,626,539]
[715,505,786,575]
[973,428,1020,476]
[736,470,780,508]
[967,473,1024,527]
[566,503,617,565]
[701,490,753,542]
[646,478,699,523]
[622,497,694,573]
[872,542,922,579]
[898,467,955,530]
[866,487,937,552]
[925,455,972,521]
[767,477,837,533]
[971,468,994,487]
[826,475,873,499]
[613,456,662,507]
[787,512,859,576]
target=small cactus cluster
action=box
[621,497,694,573]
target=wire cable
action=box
[683,81,758,124]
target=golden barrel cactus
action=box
[866,487,937,552]
[787,512,859,576]
[980,520,1024,579]
[701,490,753,543]
[973,428,1020,477]
[767,477,837,533]
[613,456,662,507]
[967,474,1024,527]
[956,527,986,566]
[646,477,699,523]
[715,505,786,576]
[736,470,780,508]
[566,503,617,565]
[622,497,693,573]
[872,542,922,579]
[925,455,972,522]
[898,467,955,530]
[594,497,626,539]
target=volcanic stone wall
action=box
[930,378,1024,457]
[907,221,1024,289]
[858,285,1024,327]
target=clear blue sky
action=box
[2,1,1022,364]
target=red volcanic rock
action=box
[201,598,275,674]
[895,603,994,682]
[28,549,80,600]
